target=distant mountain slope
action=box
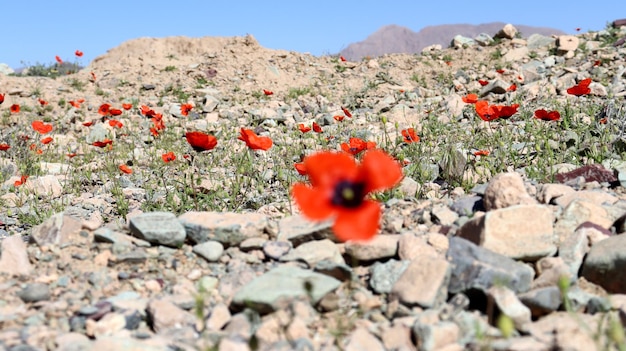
[339,22,566,61]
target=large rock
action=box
[179,211,267,246]
[129,212,186,247]
[581,233,626,293]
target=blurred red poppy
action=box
[98,103,111,116]
[55,56,63,64]
[69,100,81,108]
[263,89,273,96]
[0,143,10,151]
[312,122,322,133]
[292,149,403,242]
[181,103,193,116]
[401,128,420,143]
[298,124,311,133]
[474,150,490,156]
[162,151,176,163]
[534,109,561,121]
[92,139,113,148]
[0,93,4,104]
[14,175,28,187]
[10,104,20,113]
[341,107,352,118]
[90,72,97,82]
[185,131,218,151]
[478,80,489,86]
[32,120,53,134]
[109,119,123,128]
[507,84,517,92]
[333,115,345,122]
[109,108,123,116]
[41,137,53,144]
[496,69,505,74]
[122,103,132,110]
[340,56,347,62]
[294,162,307,175]
[238,128,273,150]
[75,50,83,57]
[82,121,93,127]
[38,98,48,106]
[475,101,499,122]
[119,164,132,174]
[462,93,478,104]
[566,78,592,96]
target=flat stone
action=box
[178,211,267,246]
[275,214,334,247]
[369,259,410,294]
[279,239,344,267]
[457,205,556,261]
[31,212,83,247]
[345,327,385,351]
[518,286,562,318]
[0,235,33,276]
[483,172,537,210]
[344,234,398,261]
[487,285,531,331]
[447,237,534,294]
[192,240,224,262]
[391,255,450,308]
[231,265,341,314]
[146,298,196,333]
[18,283,50,303]
[129,212,186,248]
[557,35,580,52]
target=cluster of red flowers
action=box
[474,100,519,122]
[566,78,592,96]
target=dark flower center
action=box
[332,180,365,208]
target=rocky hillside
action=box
[0,21,626,351]
[339,22,566,61]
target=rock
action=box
[275,215,334,247]
[457,205,556,261]
[527,34,556,50]
[369,259,410,294]
[179,211,267,246]
[483,172,536,210]
[391,255,451,308]
[345,327,385,351]
[206,302,231,331]
[495,24,518,39]
[344,234,398,261]
[487,285,531,331]
[518,286,562,318]
[412,320,460,351]
[279,239,344,267]
[447,237,534,294]
[146,298,196,333]
[18,283,50,303]
[0,235,33,276]
[0,63,14,75]
[192,240,224,262]
[581,233,626,293]
[558,228,589,278]
[557,35,580,52]
[31,212,83,247]
[129,212,186,247]
[262,240,292,260]
[231,265,341,314]
[22,175,63,198]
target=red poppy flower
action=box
[32,121,53,134]
[109,108,122,116]
[78,98,85,103]
[298,124,311,133]
[341,137,376,155]
[492,104,519,120]
[312,122,322,133]
[238,128,273,151]
[55,56,63,64]
[10,104,20,113]
[341,107,352,118]
[162,151,176,163]
[92,139,113,148]
[507,84,517,92]
[108,119,123,128]
[38,98,48,106]
[0,143,10,151]
[474,150,490,156]
[333,115,345,122]
[40,137,53,145]
[140,105,153,116]
[181,103,193,116]
[478,80,489,86]
[69,100,81,108]
[0,93,4,104]
[593,60,601,67]
[340,56,347,62]
[263,89,273,96]
[122,103,132,110]
[150,127,159,137]
[496,69,505,74]
[98,103,111,116]
[292,149,403,242]
[566,78,592,96]
[294,162,307,175]
[90,72,97,82]
[462,93,478,104]
[14,175,28,187]
[445,61,452,66]
[534,109,561,121]
[401,128,420,143]
[599,118,608,124]
[575,27,581,32]
[185,131,218,151]
[475,101,499,122]
[151,114,165,131]
[82,121,93,127]
[119,164,132,174]
[67,153,77,158]
[75,50,83,57]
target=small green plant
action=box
[163,65,177,72]
[287,86,311,100]
[68,78,85,91]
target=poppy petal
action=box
[292,183,335,220]
[332,200,381,242]
[304,151,359,189]
[359,149,403,194]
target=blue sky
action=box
[3,1,622,69]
